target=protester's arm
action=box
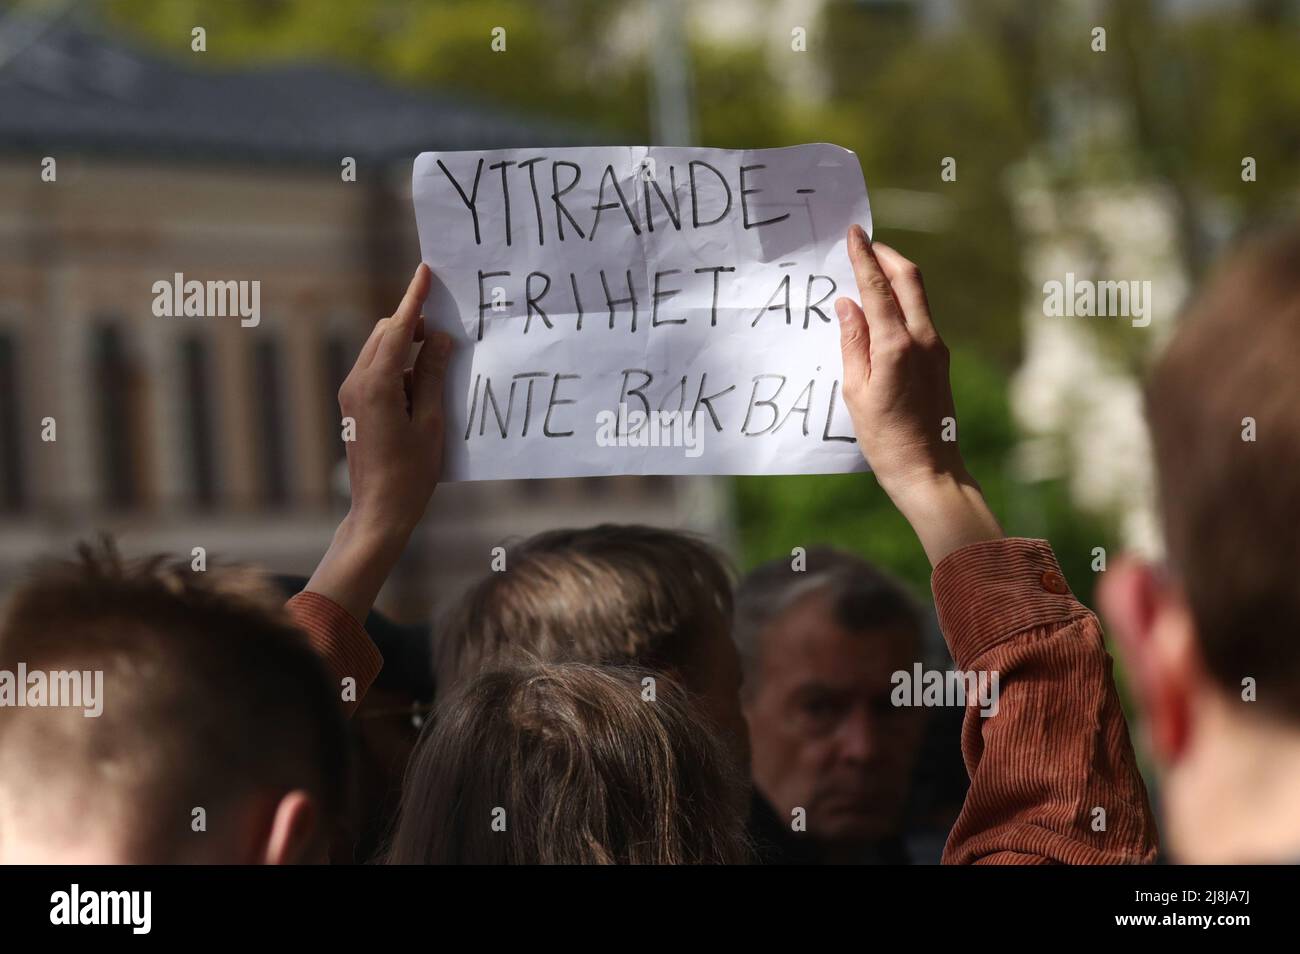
[298,263,453,713]
[930,538,1158,863]
[287,591,383,719]
[835,226,1157,864]
[833,227,1002,565]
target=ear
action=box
[1098,557,1194,763]
[260,790,321,865]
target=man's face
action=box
[743,589,924,846]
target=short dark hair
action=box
[388,661,750,864]
[435,525,733,688]
[733,546,924,696]
[1146,223,1300,721]
[0,542,350,860]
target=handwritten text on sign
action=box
[411,143,872,481]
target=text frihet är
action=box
[473,261,839,341]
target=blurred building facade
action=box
[0,14,730,620]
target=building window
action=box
[0,332,24,511]
[179,335,217,509]
[253,338,290,508]
[93,323,144,509]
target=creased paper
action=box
[411,143,872,481]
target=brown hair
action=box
[387,661,750,864]
[0,541,349,860]
[435,525,733,688]
[1146,224,1300,720]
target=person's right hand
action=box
[835,225,1002,565]
[835,224,963,496]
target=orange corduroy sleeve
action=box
[286,590,384,719]
[933,538,1159,865]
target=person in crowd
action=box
[735,548,929,863]
[830,224,1157,863]
[1097,225,1300,863]
[0,545,350,863]
[830,224,1300,864]
[301,251,1158,864]
[0,267,453,865]
[435,525,748,764]
[387,660,750,864]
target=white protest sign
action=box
[411,143,872,481]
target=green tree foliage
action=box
[93,0,1298,614]
[100,0,652,139]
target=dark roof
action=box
[0,14,590,165]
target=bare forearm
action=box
[309,263,450,626]
[885,470,1004,567]
[303,513,410,625]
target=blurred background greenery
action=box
[92,0,1300,607]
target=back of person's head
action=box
[388,660,750,864]
[436,525,747,757]
[1144,224,1300,722]
[0,542,349,864]
[438,525,732,681]
[1100,223,1300,862]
